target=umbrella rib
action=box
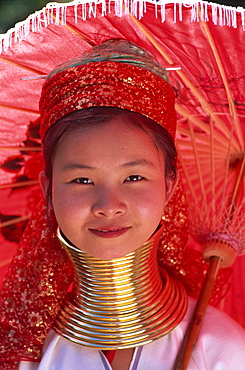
[176,104,230,149]
[63,22,96,46]
[185,118,207,206]
[48,10,95,46]
[200,19,244,148]
[128,14,231,139]
[0,258,13,268]
[0,17,94,79]
[177,128,228,151]
[0,146,41,151]
[0,104,39,114]
[201,18,245,226]
[209,118,216,229]
[177,138,225,154]
[1,9,95,75]
[0,56,46,75]
[220,128,234,215]
[0,181,39,190]
[214,171,231,201]
[226,155,245,222]
[0,215,30,228]
[176,142,205,209]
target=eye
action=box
[125,175,144,182]
[72,177,93,184]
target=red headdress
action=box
[39,39,176,139]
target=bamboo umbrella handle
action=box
[174,256,221,370]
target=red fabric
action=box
[0,200,74,362]
[39,61,176,140]
[103,350,117,364]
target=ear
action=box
[39,171,51,204]
[165,171,179,206]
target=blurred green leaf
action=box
[0,0,72,33]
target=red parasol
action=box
[0,0,244,360]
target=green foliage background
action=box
[0,0,72,33]
[0,0,244,34]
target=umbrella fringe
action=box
[1,1,245,54]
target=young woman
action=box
[1,39,245,370]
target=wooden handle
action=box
[174,256,221,370]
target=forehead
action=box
[53,116,164,167]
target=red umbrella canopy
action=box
[0,0,244,327]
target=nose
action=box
[92,188,127,218]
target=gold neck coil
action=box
[54,224,187,349]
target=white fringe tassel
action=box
[0,0,245,54]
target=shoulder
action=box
[134,297,245,370]
[182,297,245,368]
[186,297,245,345]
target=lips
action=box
[89,226,131,238]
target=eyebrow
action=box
[61,159,156,172]
[120,159,156,169]
[61,163,96,172]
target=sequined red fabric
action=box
[0,201,74,366]
[39,62,176,140]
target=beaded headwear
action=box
[39,39,176,139]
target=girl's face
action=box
[40,117,176,259]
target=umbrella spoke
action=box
[176,105,240,151]
[48,8,96,46]
[0,258,12,269]
[225,155,245,222]
[200,19,244,148]
[209,118,215,228]
[0,147,41,151]
[0,56,46,75]
[177,128,236,151]
[177,139,225,154]
[130,14,243,147]
[63,22,96,46]
[0,215,30,228]
[0,180,39,189]
[177,144,208,214]
[182,119,207,205]
[0,104,39,114]
[220,127,234,215]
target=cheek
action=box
[130,184,166,218]
[51,183,79,227]
[51,182,95,226]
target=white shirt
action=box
[19,298,245,370]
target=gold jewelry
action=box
[54,224,187,349]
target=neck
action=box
[54,223,187,349]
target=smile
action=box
[89,227,131,238]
